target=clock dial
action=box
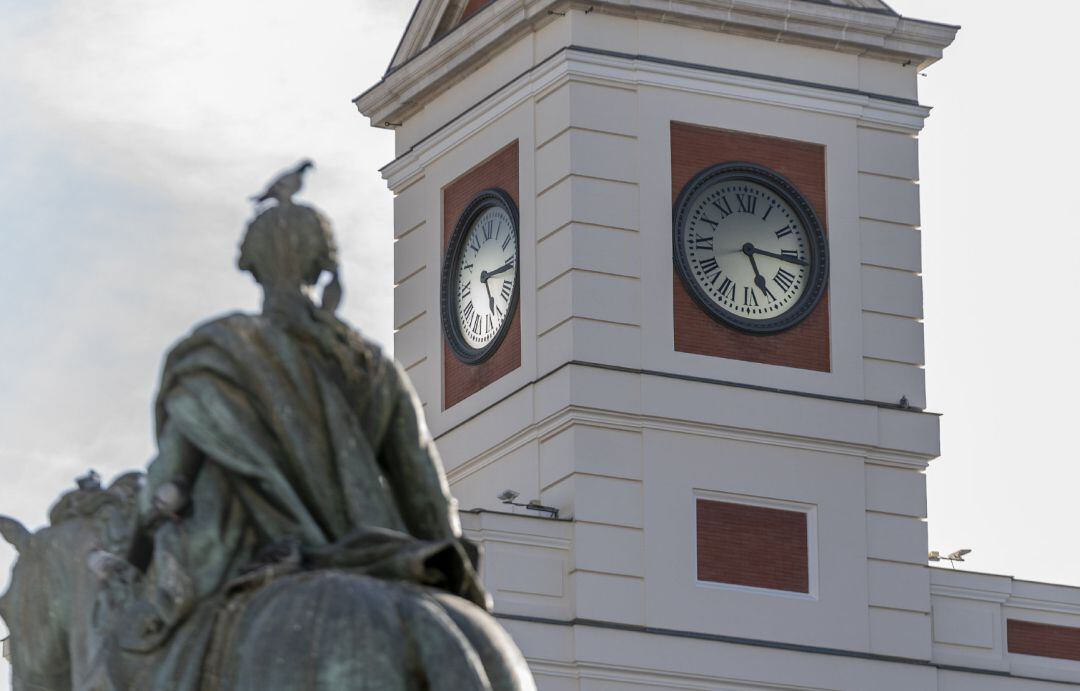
[442,190,520,363]
[454,206,517,348]
[673,164,827,333]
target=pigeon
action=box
[77,469,102,491]
[251,159,314,205]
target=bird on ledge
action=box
[251,159,314,206]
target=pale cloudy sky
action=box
[0,0,1077,680]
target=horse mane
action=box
[47,472,142,526]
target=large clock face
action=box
[673,163,828,334]
[441,189,519,363]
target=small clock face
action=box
[673,163,828,333]
[442,190,519,363]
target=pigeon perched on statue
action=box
[251,159,314,206]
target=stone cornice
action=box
[443,385,939,491]
[355,0,957,128]
[356,0,551,128]
[378,45,932,192]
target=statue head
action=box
[238,203,341,313]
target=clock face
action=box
[441,189,519,363]
[673,163,828,334]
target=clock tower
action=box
[359,3,1080,689]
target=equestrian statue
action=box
[0,164,537,691]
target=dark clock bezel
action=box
[441,188,521,365]
[672,162,829,335]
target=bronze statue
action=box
[0,175,536,690]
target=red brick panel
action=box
[460,0,492,22]
[443,141,521,410]
[697,498,809,594]
[671,121,831,372]
[1008,620,1080,662]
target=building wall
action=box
[463,511,1080,689]
[373,2,1079,689]
[384,0,936,665]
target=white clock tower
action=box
[358,2,1080,689]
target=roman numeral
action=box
[699,257,719,277]
[462,301,475,323]
[500,280,513,301]
[694,234,714,251]
[761,205,774,222]
[461,263,474,273]
[717,277,736,302]
[713,196,733,219]
[482,220,494,241]
[472,314,482,334]
[743,287,759,307]
[459,283,471,298]
[735,194,757,215]
[774,267,796,292]
[775,226,793,239]
[762,285,777,302]
[484,315,493,334]
[780,249,800,262]
[502,232,513,251]
[469,236,481,253]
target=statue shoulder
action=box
[164,312,264,356]
[311,310,390,370]
[189,312,263,338]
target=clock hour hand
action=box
[742,243,768,292]
[483,280,495,314]
[480,262,514,283]
[746,246,808,267]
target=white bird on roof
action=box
[251,159,315,206]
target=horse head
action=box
[1,514,74,690]
[0,516,29,553]
[0,515,29,630]
[0,472,144,691]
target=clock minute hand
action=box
[748,246,808,267]
[481,262,515,283]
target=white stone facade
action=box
[359,1,1080,688]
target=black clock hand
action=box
[481,262,515,282]
[483,281,495,314]
[742,244,768,292]
[747,246,808,267]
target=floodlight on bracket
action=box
[929,549,972,569]
[497,489,559,519]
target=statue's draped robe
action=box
[119,308,493,689]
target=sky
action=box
[0,0,1078,681]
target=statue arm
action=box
[129,418,205,569]
[143,419,206,518]
[381,362,461,542]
